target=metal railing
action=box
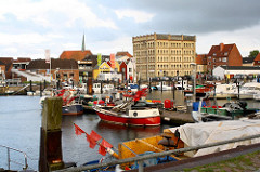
[0,145,28,171]
[53,133,260,172]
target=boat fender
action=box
[107,147,114,155]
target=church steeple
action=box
[81,32,85,52]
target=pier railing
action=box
[53,133,260,172]
[0,144,28,171]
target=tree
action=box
[249,50,259,58]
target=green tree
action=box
[249,50,259,58]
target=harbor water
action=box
[0,91,259,171]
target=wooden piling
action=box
[39,97,64,172]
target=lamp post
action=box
[191,63,196,102]
[54,68,60,89]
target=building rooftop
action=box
[219,65,260,70]
[60,50,92,62]
[208,43,235,57]
[27,58,78,70]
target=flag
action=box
[97,53,102,66]
[99,139,113,156]
[45,49,50,63]
[90,130,102,142]
[110,54,115,68]
[87,133,96,148]
[74,123,85,136]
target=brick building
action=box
[207,43,243,74]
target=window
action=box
[213,53,217,56]
[208,56,211,59]
[222,57,226,62]
[129,68,132,72]
[213,58,216,63]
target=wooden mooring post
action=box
[39,97,64,172]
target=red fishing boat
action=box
[93,89,161,126]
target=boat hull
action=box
[96,111,160,126]
[62,104,83,116]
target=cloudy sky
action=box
[0,0,260,58]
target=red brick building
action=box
[0,57,13,79]
[27,58,79,83]
[119,62,127,81]
[253,53,260,66]
[207,43,243,74]
[196,54,207,75]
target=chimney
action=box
[220,43,224,51]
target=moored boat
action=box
[93,89,161,126]
[40,89,83,116]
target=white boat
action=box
[174,80,192,90]
[156,81,173,91]
[215,83,237,98]
[239,82,260,99]
[166,119,260,157]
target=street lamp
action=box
[191,63,196,102]
[54,68,60,89]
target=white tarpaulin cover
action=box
[169,119,260,157]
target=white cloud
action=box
[0,0,117,29]
[0,33,49,45]
[62,43,80,50]
[90,36,133,55]
[3,48,18,54]
[196,24,260,56]
[115,10,155,23]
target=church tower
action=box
[81,33,86,52]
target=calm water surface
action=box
[0,91,258,171]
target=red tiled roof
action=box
[208,43,235,57]
[27,58,78,70]
[116,51,133,57]
[0,57,13,64]
[196,54,207,65]
[15,57,31,62]
[60,50,92,61]
[254,53,260,62]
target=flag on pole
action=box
[110,53,115,68]
[97,53,102,66]
[74,123,85,136]
[45,49,50,63]
[99,139,113,156]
